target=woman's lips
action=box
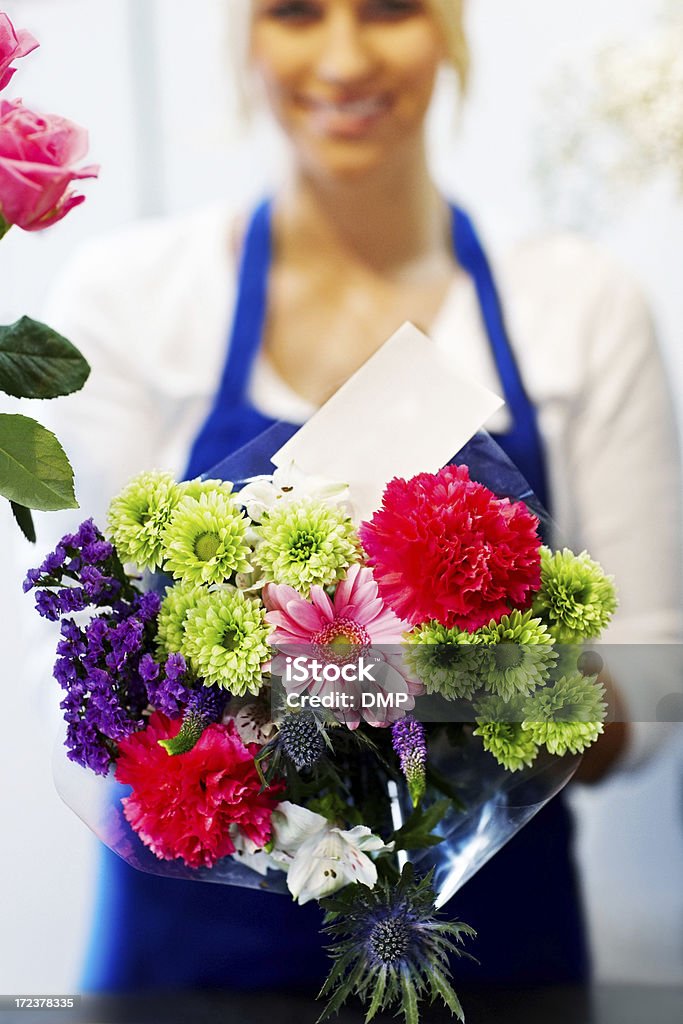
[300,94,391,138]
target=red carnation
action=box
[115,712,281,869]
[359,464,541,632]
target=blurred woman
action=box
[42,0,681,997]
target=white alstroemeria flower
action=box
[237,463,353,523]
[270,801,329,860]
[265,802,392,903]
[226,697,277,746]
[286,824,391,905]
[230,828,279,877]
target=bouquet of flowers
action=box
[26,329,616,1023]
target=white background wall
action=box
[0,0,681,993]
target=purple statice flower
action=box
[35,590,61,621]
[26,518,174,775]
[165,651,187,682]
[26,518,129,616]
[137,591,161,623]
[56,619,86,662]
[139,653,160,685]
[63,518,100,550]
[144,653,193,717]
[82,539,114,564]
[66,718,115,777]
[41,545,67,576]
[84,616,110,657]
[87,668,144,740]
[106,617,144,671]
[80,565,113,601]
[54,656,81,689]
[57,587,88,615]
[22,567,42,593]
[391,716,427,806]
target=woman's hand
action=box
[574,665,630,784]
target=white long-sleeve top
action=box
[31,202,683,766]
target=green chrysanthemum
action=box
[157,581,204,656]
[179,478,235,502]
[255,499,359,596]
[162,492,252,586]
[404,621,482,700]
[107,470,181,571]
[473,694,540,772]
[182,587,270,695]
[532,547,617,644]
[478,610,557,701]
[522,672,607,756]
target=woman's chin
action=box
[297,138,400,186]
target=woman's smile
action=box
[297,91,392,139]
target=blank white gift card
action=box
[272,322,504,521]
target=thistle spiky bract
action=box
[318,865,475,1024]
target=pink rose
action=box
[0,14,38,91]
[0,98,98,231]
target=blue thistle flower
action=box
[319,865,475,1024]
[278,710,326,770]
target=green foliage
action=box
[391,797,451,852]
[0,317,90,399]
[0,315,91,536]
[0,413,77,511]
[10,501,36,542]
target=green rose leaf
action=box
[0,413,78,511]
[0,316,90,399]
[10,501,36,543]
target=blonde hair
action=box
[425,0,470,93]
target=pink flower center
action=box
[312,617,371,665]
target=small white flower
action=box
[230,828,279,877]
[270,800,329,858]
[237,463,353,523]
[267,803,391,904]
[226,695,277,746]
[287,824,390,904]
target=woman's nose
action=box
[315,13,377,85]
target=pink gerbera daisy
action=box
[264,564,420,729]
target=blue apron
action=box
[83,201,587,992]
